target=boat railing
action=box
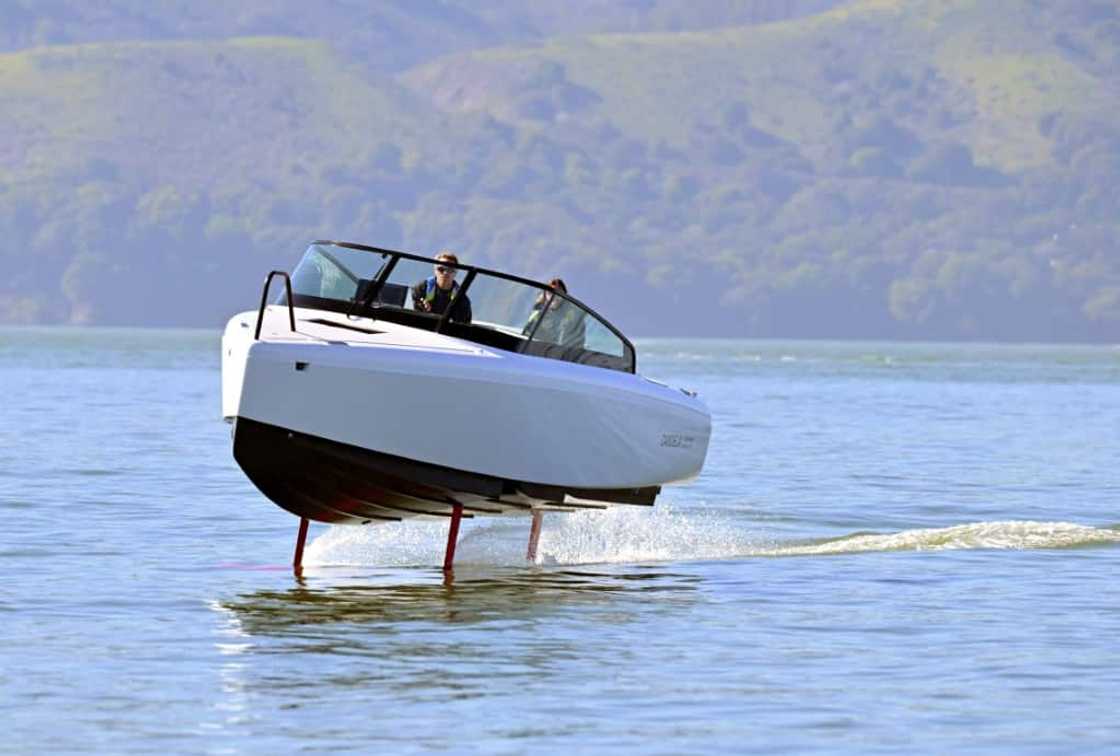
[255,270,296,340]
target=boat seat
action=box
[355,279,408,307]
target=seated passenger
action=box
[411,251,472,324]
[524,278,585,348]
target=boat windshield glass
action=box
[288,242,386,302]
[284,242,635,373]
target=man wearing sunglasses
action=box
[411,250,472,323]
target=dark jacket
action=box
[411,276,472,323]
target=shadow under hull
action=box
[233,417,659,525]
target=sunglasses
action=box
[435,265,456,275]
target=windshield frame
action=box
[305,240,637,374]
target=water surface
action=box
[2,328,1119,752]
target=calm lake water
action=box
[3,327,1119,753]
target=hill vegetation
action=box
[1,0,1117,339]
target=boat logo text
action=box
[660,433,695,449]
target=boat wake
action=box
[753,520,1120,557]
[303,505,1120,568]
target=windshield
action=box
[284,242,635,373]
[288,243,388,302]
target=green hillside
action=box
[0,38,429,322]
[1,0,1117,338]
[408,0,1113,170]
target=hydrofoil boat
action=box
[221,241,711,571]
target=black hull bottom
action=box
[233,418,659,525]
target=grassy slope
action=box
[0,37,439,189]
[404,0,1113,173]
[4,1,1108,193]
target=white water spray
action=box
[302,505,1120,568]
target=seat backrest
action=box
[379,282,408,307]
[354,279,408,308]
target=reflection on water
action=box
[211,567,703,716]
[220,567,700,636]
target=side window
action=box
[584,316,625,358]
[380,258,436,311]
[527,297,586,347]
[577,314,631,371]
[524,294,632,372]
[459,274,538,332]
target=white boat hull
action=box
[223,306,710,521]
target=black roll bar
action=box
[347,253,399,320]
[255,270,296,340]
[436,269,477,334]
[523,290,553,344]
